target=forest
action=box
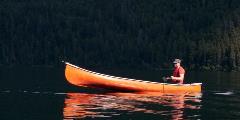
[1,0,240,71]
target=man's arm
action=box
[171,74,184,84]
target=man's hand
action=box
[166,77,172,80]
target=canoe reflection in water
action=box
[63,92,202,119]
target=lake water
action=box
[1,66,240,120]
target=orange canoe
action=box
[64,62,202,93]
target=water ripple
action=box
[214,91,234,95]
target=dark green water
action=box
[0,66,240,120]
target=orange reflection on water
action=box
[63,92,202,119]
[63,93,98,119]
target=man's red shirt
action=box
[173,66,185,77]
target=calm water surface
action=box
[1,66,240,120]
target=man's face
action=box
[174,63,180,67]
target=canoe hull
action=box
[64,62,201,93]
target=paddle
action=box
[162,77,175,92]
[162,77,170,92]
[162,77,167,82]
[162,77,171,82]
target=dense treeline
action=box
[1,0,240,70]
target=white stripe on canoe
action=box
[65,62,202,86]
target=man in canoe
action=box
[165,59,185,84]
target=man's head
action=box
[173,59,181,67]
